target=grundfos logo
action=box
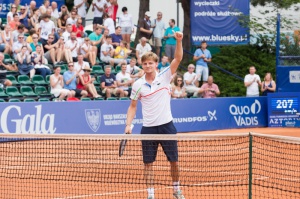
[229,100,261,126]
[0,105,56,134]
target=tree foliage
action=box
[251,0,300,9]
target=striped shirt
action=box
[130,67,173,127]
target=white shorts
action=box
[196,65,209,81]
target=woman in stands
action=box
[171,75,187,99]
[50,66,72,101]
[261,72,276,96]
[16,46,35,79]
[0,25,13,55]
[57,37,73,63]
[30,8,40,33]
[7,4,18,24]
[80,37,97,66]
[118,7,134,44]
[58,13,69,35]
[77,67,101,98]
[31,45,51,79]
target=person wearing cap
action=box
[77,65,101,98]
[139,11,153,40]
[183,64,203,97]
[164,19,180,62]
[136,37,152,65]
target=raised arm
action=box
[170,31,183,74]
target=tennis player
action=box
[125,31,184,199]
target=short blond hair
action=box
[141,52,158,63]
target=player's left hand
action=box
[172,30,183,41]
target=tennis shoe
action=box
[173,190,185,199]
[147,196,154,199]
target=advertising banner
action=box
[0,97,267,134]
[277,66,300,92]
[190,0,250,45]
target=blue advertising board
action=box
[0,0,65,18]
[276,66,300,92]
[190,0,250,45]
[267,92,300,127]
[0,97,267,134]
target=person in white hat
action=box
[138,11,153,40]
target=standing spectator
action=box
[81,37,97,66]
[136,37,152,65]
[39,14,56,45]
[50,66,72,101]
[92,0,105,31]
[126,58,144,79]
[7,4,18,24]
[63,62,88,98]
[116,63,133,97]
[0,53,17,87]
[77,67,101,98]
[16,46,35,79]
[244,66,261,97]
[74,53,90,75]
[18,6,30,32]
[200,76,220,98]
[100,35,126,66]
[261,72,276,96]
[101,13,115,34]
[164,19,180,61]
[65,32,80,62]
[110,26,123,48]
[158,55,170,72]
[31,45,51,79]
[171,75,187,99]
[74,0,87,27]
[193,41,212,84]
[119,7,134,44]
[139,11,152,40]
[183,64,203,97]
[152,11,166,59]
[105,0,118,24]
[1,25,13,55]
[100,65,125,98]
[39,0,50,15]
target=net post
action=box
[248,133,253,199]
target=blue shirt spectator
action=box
[63,70,77,90]
[194,48,212,67]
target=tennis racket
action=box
[119,124,134,157]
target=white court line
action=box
[52,176,270,199]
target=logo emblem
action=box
[85,109,101,132]
[251,100,261,114]
[208,110,217,120]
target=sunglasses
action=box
[12,7,16,8]
[48,37,54,39]
[20,9,25,10]
[83,70,90,72]
[68,65,74,67]
[32,37,38,39]
[18,37,24,39]
[177,80,182,82]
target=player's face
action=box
[142,59,158,74]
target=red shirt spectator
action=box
[72,18,84,38]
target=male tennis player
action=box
[125,31,184,199]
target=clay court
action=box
[0,127,299,199]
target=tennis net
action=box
[0,133,299,199]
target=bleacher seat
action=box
[34,86,52,98]
[115,65,121,73]
[85,30,93,36]
[92,65,104,75]
[6,75,21,87]
[38,98,50,102]
[60,65,68,74]
[18,75,35,86]
[24,98,35,102]
[81,97,91,101]
[107,97,117,100]
[3,53,13,64]
[20,86,38,98]
[9,99,21,102]
[0,88,9,100]
[119,97,130,100]
[45,75,51,84]
[0,99,5,102]
[93,78,100,87]
[32,75,48,86]
[6,86,23,98]
[94,97,104,100]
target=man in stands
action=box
[200,76,220,98]
[100,65,125,98]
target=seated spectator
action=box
[50,65,72,101]
[28,1,37,18]
[30,8,40,32]
[116,63,133,97]
[100,35,126,66]
[88,27,103,56]
[158,55,170,72]
[66,10,78,26]
[114,40,131,63]
[18,6,30,32]
[101,29,110,45]
[126,57,144,79]
[261,72,276,96]
[16,46,35,79]
[12,24,25,42]
[30,33,43,52]
[57,37,73,63]
[200,76,220,98]
[80,38,97,66]
[9,13,21,31]
[26,29,37,43]
[0,52,18,87]
[62,24,73,42]
[43,34,63,66]
[1,25,13,55]
[72,18,85,40]
[7,4,18,24]
[59,5,69,17]
[183,64,203,97]
[12,33,32,59]
[65,32,80,62]
[101,65,125,98]
[31,44,51,78]
[74,53,90,75]
[63,62,88,98]
[39,14,56,45]
[110,26,123,48]
[136,37,152,65]
[51,2,59,25]
[39,0,50,15]
[77,67,101,98]
[58,13,69,34]
[172,75,187,99]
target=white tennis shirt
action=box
[130,67,173,127]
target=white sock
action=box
[147,188,154,197]
[173,181,180,192]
